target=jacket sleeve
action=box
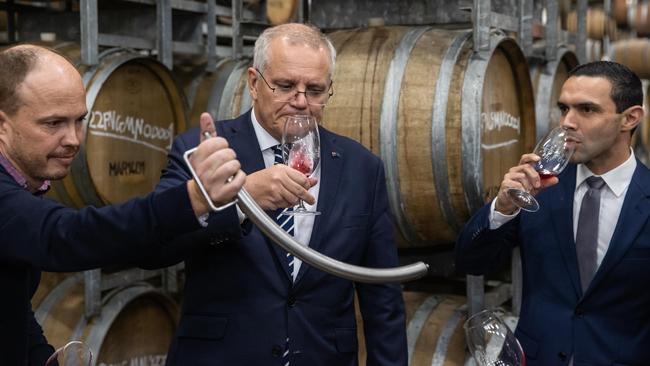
[27,307,56,366]
[355,160,408,366]
[455,202,519,276]
[138,128,242,269]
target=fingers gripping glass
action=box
[256,68,333,106]
[281,115,321,216]
[45,340,93,366]
[464,309,526,366]
[506,126,574,212]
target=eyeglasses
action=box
[255,68,334,106]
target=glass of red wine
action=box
[464,309,526,366]
[506,126,574,212]
[44,340,93,366]
[281,115,321,216]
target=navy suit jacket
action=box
[0,163,238,366]
[456,162,650,366]
[151,110,407,366]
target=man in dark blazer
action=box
[0,45,244,365]
[151,23,407,365]
[456,61,650,365]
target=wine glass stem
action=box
[296,199,307,212]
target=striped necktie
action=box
[271,144,295,366]
[271,145,296,280]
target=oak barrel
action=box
[44,45,188,208]
[182,58,251,127]
[634,2,650,37]
[266,0,299,25]
[529,47,579,140]
[356,292,468,365]
[323,27,535,247]
[566,8,617,40]
[36,277,178,366]
[609,38,650,80]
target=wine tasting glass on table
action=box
[506,126,574,212]
[44,340,93,366]
[464,309,525,366]
[281,115,321,216]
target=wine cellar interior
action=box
[1,0,647,364]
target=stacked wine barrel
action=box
[41,44,188,208]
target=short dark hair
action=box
[568,61,643,113]
[0,46,40,116]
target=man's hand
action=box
[187,113,246,215]
[245,164,317,210]
[494,153,559,214]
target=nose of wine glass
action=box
[45,340,93,366]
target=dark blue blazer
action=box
[456,162,650,366]
[0,163,237,366]
[152,110,407,366]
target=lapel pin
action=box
[331,151,340,158]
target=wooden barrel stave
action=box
[36,277,178,366]
[530,47,579,140]
[183,59,251,127]
[41,46,188,208]
[610,39,650,80]
[356,292,469,366]
[324,26,535,247]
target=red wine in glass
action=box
[281,115,321,216]
[506,127,574,212]
[537,169,557,181]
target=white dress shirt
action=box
[490,149,637,268]
[250,109,321,281]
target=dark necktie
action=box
[575,176,606,292]
[271,144,295,366]
[271,145,296,279]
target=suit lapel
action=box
[549,165,583,298]
[218,111,266,175]
[585,163,650,297]
[294,128,344,286]
[220,112,294,281]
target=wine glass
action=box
[281,115,321,216]
[464,309,526,366]
[506,126,574,212]
[44,340,93,366]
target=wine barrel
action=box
[323,27,535,247]
[609,38,650,79]
[530,47,579,140]
[36,277,178,366]
[356,292,468,365]
[566,8,617,40]
[634,2,650,37]
[586,38,603,62]
[266,0,299,25]
[182,58,251,128]
[613,0,637,27]
[43,45,188,208]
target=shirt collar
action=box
[250,107,281,151]
[576,148,636,197]
[0,152,50,194]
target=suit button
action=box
[271,345,282,357]
[574,307,584,317]
[558,351,567,361]
[287,296,296,307]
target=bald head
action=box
[0,45,81,117]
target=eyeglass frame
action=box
[255,68,334,106]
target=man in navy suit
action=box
[0,45,244,365]
[151,23,407,365]
[456,61,650,365]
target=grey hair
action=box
[253,23,337,80]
